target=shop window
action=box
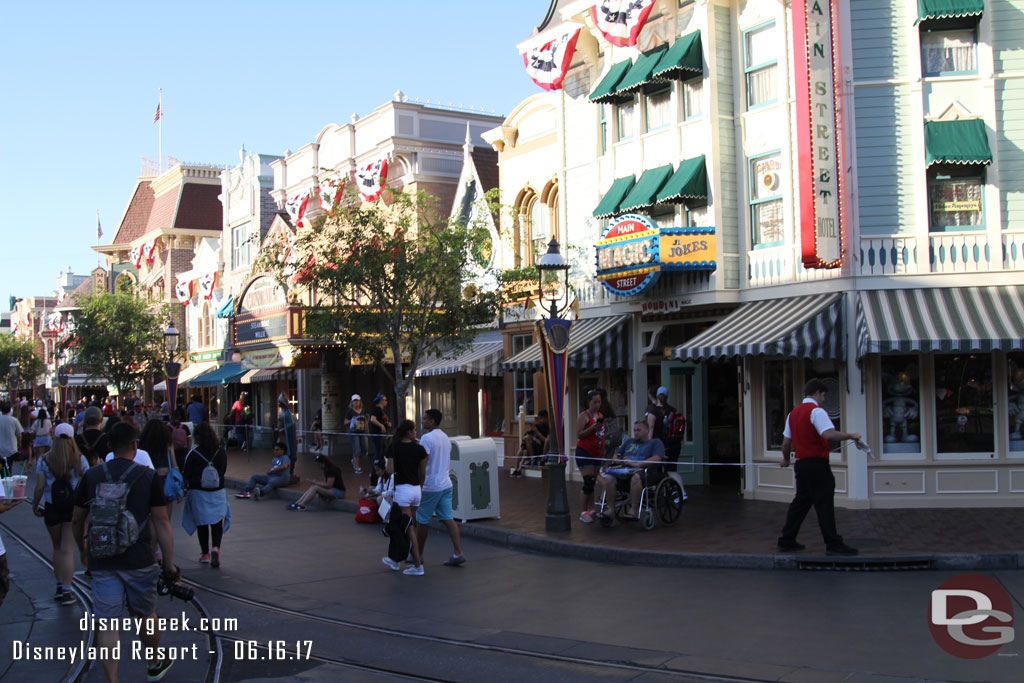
[683,77,703,120]
[749,152,784,247]
[934,354,993,454]
[880,357,921,455]
[744,22,777,109]
[645,86,672,132]
[1008,352,1024,453]
[512,333,535,416]
[483,376,505,436]
[764,360,793,450]
[617,95,637,141]
[921,26,977,76]
[804,359,841,433]
[928,166,984,232]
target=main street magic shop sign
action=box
[595,214,716,297]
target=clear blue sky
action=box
[0,1,549,310]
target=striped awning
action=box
[415,341,504,378]
[241,368,297,384]
[503,315,631,372]
[674,293,845,360]
[856,286,1024,359]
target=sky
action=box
[0,0,549,311]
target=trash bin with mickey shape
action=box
[449,436,500,522]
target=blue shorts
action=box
[90,565,159,619]
[331,488,345,499]
[33,435,52,448]
[416,487,453,523]
[574,445,601,472]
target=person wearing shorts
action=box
[384,419,427,575]
[416,409,465,567]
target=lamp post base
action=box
[545,458,571,532]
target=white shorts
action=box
[394,484,422,508]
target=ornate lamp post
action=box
[163,320,181,417]
[535,238,573,532]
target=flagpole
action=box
[158,88,163,173]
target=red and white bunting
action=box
[354,158,388,202]
[46,312,65,334]
[198,272,217,300]
[591,0,655,48]
[143,238,158,263]
[522,26,582,91]
[11,321,18,335]
[285,190,311,228]
[130,245,144,268]
[174,277,193,305]
[318,178,342,212]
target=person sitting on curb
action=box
[235,442,290,500]
[288,454,345,510]
[508,410,549,478]
[595,420,664,525]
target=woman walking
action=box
[30,424,88,604]
[180,422,230,569]
[382,419,427,576]
[140,418,177,521]
[30,408,53,470]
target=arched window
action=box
[201,302,213,349]
[514,186,557,268]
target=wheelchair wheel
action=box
[640,508,656,530]
[654,477,684,525]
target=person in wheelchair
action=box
[595,419,664,524]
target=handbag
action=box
[377,474,395,522]
[163,448,185,501]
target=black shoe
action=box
[147,658,174,681]
[54,584,65,600]
[826,544,859,556]
[776,542,806,552]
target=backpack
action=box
[163,451,185,502]
[665,410,687,441]
[80,431,106,463]
[187,448,221,490]
[45,458,75,524]
[170,423,190,451]
[87,461,148,559]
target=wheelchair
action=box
[596,465,685,530]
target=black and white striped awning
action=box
[856,286,1024,359]
[414,341,504,378]
[674,293,845,360]
[503,315,631,372]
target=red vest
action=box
[789,402,830,459]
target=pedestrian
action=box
[776,378,861,556]
[345,394,368,474]
[288,453,345,510]
[186,394,209,425]
[139,418,175,523]
[169,408,192,467]
[30,423,89,605]
[369,392,391,466]
[75,406,109,466]
[645,386,667,446]
[180,422,230,568]
[278,394,298,477]
[71,421,179,682]
[310,408,324,453]
[416,408,465,567]
[0,402,24,473]
[29,407,53,470]
[574,389,605,524]
[382,419,426,575]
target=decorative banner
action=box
[285,190,311,228]
[198,272,217,300]
[164,361,181,415]
[591,0,656,48]
[318,178,342,212]
[355,158,389,202]
[522,26,582,91]
[45,312,64,334]
[793,0,845,269]
[174,277,193,305]
[142,238,158,263]
[130,245,144,268]
[537,317,573,460]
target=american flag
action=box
[153,103,162,123]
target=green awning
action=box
[918,0,984,21]
[656,156,708,203]
[615,44,669,95]
[592,175,636,218]
[189,362,246,387]
[618,165,674,213]
[653,31,703,80]
[924,119,992,167]
[589,60,632,103]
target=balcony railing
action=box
[858,232,1024,276]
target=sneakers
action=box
[403,565,425,576]
[381,556,400,571]
[579,510,595,524]
[287,503,305,511]
[54,584,64,600]
[443,554,466,567]
[253,487,263,501]
[776,541,806,552]
[826,544,859,556]
[351,459,363,474]
[509,469,524,478]
[234,491,251,499]
[146,658,174,681]
[59,589,76,606]
[198,553,211,564]
[210,547,220,569]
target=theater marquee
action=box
[793,0,846,269]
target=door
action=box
[662,360,706,486]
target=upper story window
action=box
[749,151,785,247]
[683,77,703,120]
[617,95,637,141]
[743,22,777,109]
[928,165,985,232]
[645,85,672,132]
[231,224,251,270]
[921,27,977,76]
[599,105,608,155]
[514,189,555,267]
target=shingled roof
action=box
[111,181,155,245]
[111,176,222,246]
[471,147,499,196]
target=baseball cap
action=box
[657,386,669,397]
[84,406,103,424]
[374,392,385,402]
[351,394,361,401]
[54,422,75,439]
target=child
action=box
[235,442,290,500]
[359,459,389,504]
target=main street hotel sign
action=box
[793,0,846,269]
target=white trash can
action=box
[449,437,500,522]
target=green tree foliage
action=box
[264,187,499,420]
[59,288,169,400]
[0,334,45,393]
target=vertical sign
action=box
[793,0,845,269]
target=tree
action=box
[263,187,499,421]
[0,334,45,397]
[59,288,169,402]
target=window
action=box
[682,77,703,120]
[921,27,977,76]
[201,302,213,348]
[764,360,793,450]
[928,166,984,232]
[749,152,785,246]
[1008,352,1024,453]
[599,105,608,155]
[804,360,841,433]
[880,357,921,455]
[934,354,993,454]
[232,224,251,269]
[530,198,549,260]
[617,95,637,141]
[744,23,777,108]
[512,333,535,417]
[650,205,676,230]
[645,86,672,132]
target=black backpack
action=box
[45,458,76,524]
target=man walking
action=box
[186,395,208,425]
[72,421,180,681]
[776,378,861,556]
[0,401,23,470]
[416,409,465,566]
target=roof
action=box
[471,147,499,195]
[112,175,222,246]
[111,181,155,245]
[173,184,223,229]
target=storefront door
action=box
[661,360,706,486]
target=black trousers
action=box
[778,458,843,548]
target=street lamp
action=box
[535,238,573,532]
[164,320,180,361]
[163,320,181,417]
